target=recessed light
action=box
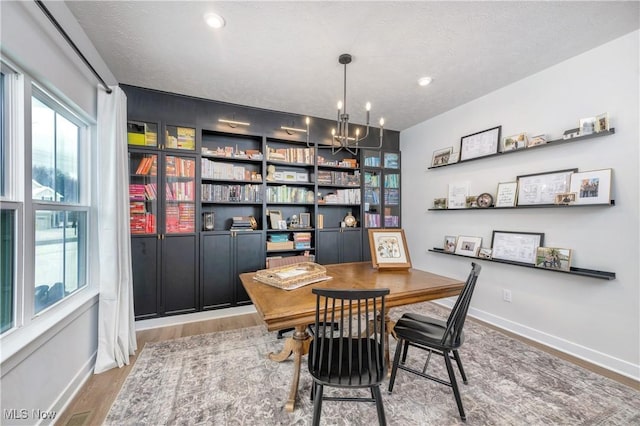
[204,13,225,29]
[418,76,433,87]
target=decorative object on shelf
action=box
[299,212,311,228]
[478,248,492,259]
[562,127,580,139]
[579,116,597,135]
[535,247,572,271]
[477,193,494,208]
[502,133,528,152]
[554,192,577,205]
[368,228,412,269]
[431,147,452,167]
[465,196,478,208]
[266,165,276,182]
[230,216,257,231]
[569,168,612,205]
[447,181,469,209]
[595,113,609,133]
[448,150,460,164]
[315,53,384,155]
[527,134,547,148]
[433,198,447,209]
[343,211,357,227]
[454,236,482,257]
[491,230,544,265]
[218,117,250,128]
[495,182,518,207]
[269,210,283,229]
[444,235,457,253]
[517,168,577,206]
[202,212,215,231]
[289,214,299,228]
[459,125,501,161]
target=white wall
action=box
[401,31,639,380]
[1,1,116,423]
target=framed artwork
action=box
[491,231,544,265]
[433,198,447,209]
[595,113,609,133]
[269,210,283,229]
[454,236,482,257]
[431,147,453,167]
[495,182,518,208]
[502,133,528,152]
[444,235,457,253]
[299,212,311,228]
[478,248,493,259]
[569,168,612,205]
[368,229,412,269]
[447,182,469,209]
[459,125,501,161]
[535,247,572,271]
[554,192,577,205]
[526,134,547,148]
[516,168,577,206]
[579,116,596,135]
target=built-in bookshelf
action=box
[129,152,158,234]
[362,150,400,229]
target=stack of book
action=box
[230,216,256,231]
[293,232,312,249]
[266,233,293,251]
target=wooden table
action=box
[239,261,465,412]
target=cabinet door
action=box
[341,228,362,263]
[201,233,234,309]
[317,230,340,265]
[234,232,264,305]
[162,235,198,315]
[131,236,160,320]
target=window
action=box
[1,71,5,197]
[0,209,15,333]
[31,89,88,314]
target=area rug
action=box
[105,302,639,425]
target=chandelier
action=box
[328,54,384,154]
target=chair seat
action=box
[309,338,386,386]
[394,313,465,350]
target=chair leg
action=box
[388,338,404,392]
[312,383,324,426]
[453,349,468,384]
[443,350,466,421]
[371,385,387,426]
[401,340,410,363]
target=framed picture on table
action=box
[368,229,412,269]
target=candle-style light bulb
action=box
[337,101,343,111]
[305,117,310,125]
[365,102,371,111]
[356,128,360,137]
[379,118,385,127]
[331,128,336,136]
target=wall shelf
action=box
[428,200,615,211]
[428,248,615,280]
[427,128,615,170]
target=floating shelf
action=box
[427,128,615,170]
[428,248,615,280]
[428,200,615,211]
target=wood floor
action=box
[55,313,262,426]
[55,312,638,426]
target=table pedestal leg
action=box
[267,325,311,412]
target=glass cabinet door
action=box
[127,121,158,147]
[383,172,400,227]
[165,125,196,151]
[129,152,158,234]
[164,155,196,233]
[364,170,381,228]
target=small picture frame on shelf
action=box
[595,113,609,133]
[454,236,482,257]
[269,210,283,230]
[277,220,288,230]
[554,192,577,205]
[459,125,501,161]
[368,228,412,269]
[527,134,547,148]
[495,182,518,208]
[569,168,612,205]
[563,128,581,140]
[433,198,447,209]
[491,231,544,265]
[535,247,572,271]
[444,235,457,253]
[579,116,596,135]
[502,133,528,152]
[299,212,311,228]
[478,248,493,259]
[431,147,453,167]
[448,151,460,164]
[465,196,478,208]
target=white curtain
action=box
[94,86,137,374]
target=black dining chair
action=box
[388,263,481,421]
[308,288,390,426]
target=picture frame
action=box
[433,198,447,209]
[431,147,453,167]
[465,195,478,208]
[526,134,547,148]
[277,219,288,230]
[478,248,493,259]
[459,125,501,161]
[299,212,311,228]
[595,113,609,133]
[554,192,577,205]
[569,168,612,205]
[368,228,412,269]
[448,150,460,164]
[516,168,577,206]
[269,210,283,230]
[444,235,457,253]
[454,236,482,257]
[447,181,469,209]
[579,116,596,135]
[491,231,544,265]
[535,247,572,271]
[502,133,528,152]
[495,182,518,208]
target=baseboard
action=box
[135,305,257,331]
[433,300,640,382]
[41,351,97,426]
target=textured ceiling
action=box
[65,1,639,131]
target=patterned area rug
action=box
[106,303,639,425]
